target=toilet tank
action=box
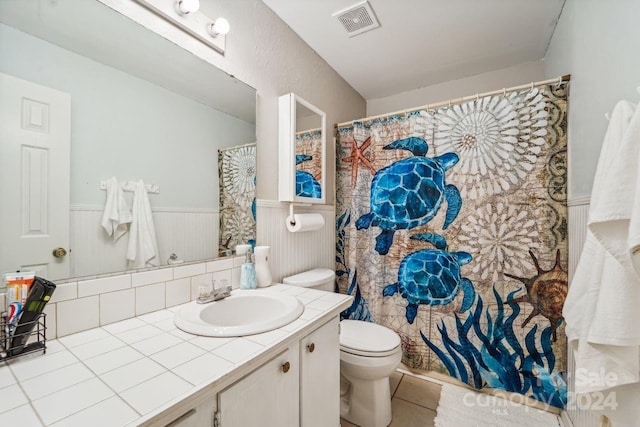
[282,268,335,292]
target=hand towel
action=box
[564,100,640,402]
[126,180,159,269]
[100,177,132,242]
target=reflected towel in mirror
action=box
[127,180,159,268]
[100,176,132,242]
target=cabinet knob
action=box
[282,361,290,373]
[307,342,315,353]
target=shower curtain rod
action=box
[334,74,571,128]
[218,141,256,152]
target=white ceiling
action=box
[262,0,565,100]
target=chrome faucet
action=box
[197,280,232,304]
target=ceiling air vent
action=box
[333,1,380,38]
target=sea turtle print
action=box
[383,233,476,323]
[296,154,322,198]
[355,137,462,255]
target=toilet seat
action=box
[340,344,400,358]
[340,320,401,357]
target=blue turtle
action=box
[356,137,462,255]
[383,233,475,324]
[296,154,322,198]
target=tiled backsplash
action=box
[0,256,245,340]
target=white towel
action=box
[589,100,640,272]
[126,180,159,269]
[564,100,640,401]
[100,177,132,242]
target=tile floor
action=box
[341,371,442,427]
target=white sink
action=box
[174,289,304,337]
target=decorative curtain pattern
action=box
[336,85,569,408]
[218,143,256,252]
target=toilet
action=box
[283,268,402,427]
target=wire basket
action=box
[0,312,47,361]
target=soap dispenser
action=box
[240,251,257,289]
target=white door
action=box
[218,345,299,427]
[0,72,71,279]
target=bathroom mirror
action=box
[278,93,326,204]
[0,0,256,280]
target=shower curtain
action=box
[336,84,569,408]
[218,143,256,252]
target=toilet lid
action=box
[340,320,401,355]
[282,268,335,288]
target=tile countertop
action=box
[0,285,352,427]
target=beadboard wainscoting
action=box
[256,200,335,283]
[565,197,601,427]
[70,206,218,278]
[0,255,245,341]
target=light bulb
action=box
[208,17,230,37]
[176,0,199,15]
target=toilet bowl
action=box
[283,269,402,427]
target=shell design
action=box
[296,154,322,198]
[355,137,462,255]
[383,233,476,323]
[505,250,568,341]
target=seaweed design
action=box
[336,210,351,283]
[422,286,567,408]
[340,270,373,322]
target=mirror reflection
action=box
[295,103,323,199]
[0,0,257,280]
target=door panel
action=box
[218,345,299,427]
[0,72,70,279]
[301,318,340,427]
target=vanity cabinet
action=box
[300,318,340,427]
[217,344,300,427]
[157,317,341,427]
[163,399,217,427]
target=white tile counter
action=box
[0,285,352,426]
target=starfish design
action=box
[342,136,376,187]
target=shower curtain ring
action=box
[503,88,507,97]
[530,82,534,91]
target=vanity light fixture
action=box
[208,17,230,37]
[175,0,199,15]
[134,0,227,54]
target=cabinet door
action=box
[217,344,299,427]
[163,398,216,427]
[300,318,340,427]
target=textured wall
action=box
[545,0,640,199]
[366,60,544,117]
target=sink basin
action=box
[174,289,304,337]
